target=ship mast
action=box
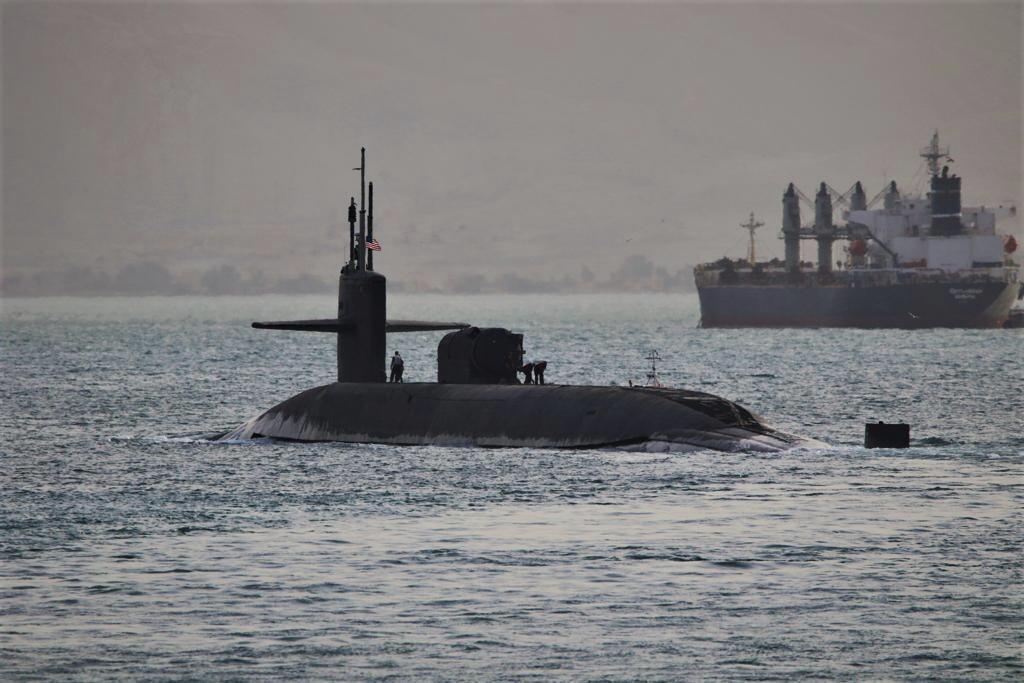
[353,147,367,270]
[740,212,764,265]
[919,130,951,177]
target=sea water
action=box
[1,294,1021,680]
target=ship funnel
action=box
[782,183,801,272]
[850,181,867,211]
[929,164,963,236]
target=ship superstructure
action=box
[695,133,1020,327]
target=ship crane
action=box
[866,184,889,209]
[826,182,859,208]
[793,185,817,214]
[792,183,860,216]
[740,212,764,264]
[783,182,897,265]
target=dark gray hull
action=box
[698,280,1021,328]
[221,383,818,452]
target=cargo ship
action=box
[695,133,1021,328]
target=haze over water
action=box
[1,294,1021,680]
[3,2,1020,294]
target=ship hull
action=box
[220,383,818,452]
[698,279,1021,328]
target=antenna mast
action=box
[645,350,663,388]
[920,130,951,177]
[368,181,374,271]
[347,197,357,268]
[354,147,367,270]
[740,212,764,265]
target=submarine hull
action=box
[221,383,816,452]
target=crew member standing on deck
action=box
[390,351,404,383]
[533,360,547,385]
[520,362,534,385]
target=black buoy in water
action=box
[865,421,910,448]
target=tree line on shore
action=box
[1,255,696,296]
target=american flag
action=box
[366,238,382,251]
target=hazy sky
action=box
[2,1,1021,287]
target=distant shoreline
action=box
[0,289,697,299]
[1,258,698,298]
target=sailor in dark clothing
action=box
[533,360,547,385]
[520,362,534,385]
[390,351,404,383]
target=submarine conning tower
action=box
[338,268,387,383]
[250,148,469,382]
[338,147,386,383]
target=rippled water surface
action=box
[2,294,1021,680]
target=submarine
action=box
[221,149,818,452]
